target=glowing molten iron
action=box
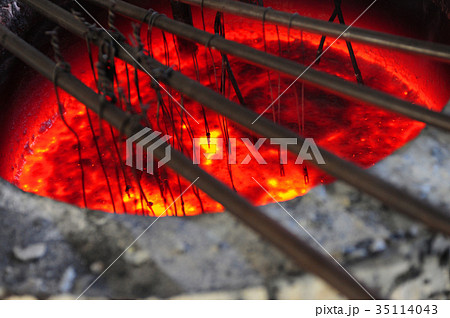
[5,13,443,216]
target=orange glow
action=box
[1,6,447,217]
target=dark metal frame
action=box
[180,0,450,63]
[1,0,448,299]
[85,0,450,132]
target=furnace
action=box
[0,0,449,300]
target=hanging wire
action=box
[87,38,120,213]
[212,12,237,191]
[47,27,88,208]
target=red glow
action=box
[2,8,447,216]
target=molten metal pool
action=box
[1,1,448,216]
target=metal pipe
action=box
[19,0,450,236]
[180,0,450,63]
[0,22,376,300]
[86,0,450,132]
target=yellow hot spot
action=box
[152,205,166,216]
[276,189,298,201]
[210,130,221,138]
[202,144,217,154]
[122,192,136,203]
[185,205,196,214]
[268,178,278,187]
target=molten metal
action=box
[3,9,445,216]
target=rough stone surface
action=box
[1,111,449,299]
[59,267,76,293]
[13,243,47,262]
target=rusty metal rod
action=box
[85,0,450,132]
[19,0,450,236]
[180,0,450,63]
[0,21,376,300]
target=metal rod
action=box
[86,0,450,132]
[0,22,376,300]
[20,0,450,236]
[180,0,450,63]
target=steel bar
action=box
[86,0,450,132]
[180,0,450,63]
[20,0,450,236]
[0,22,377,300]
